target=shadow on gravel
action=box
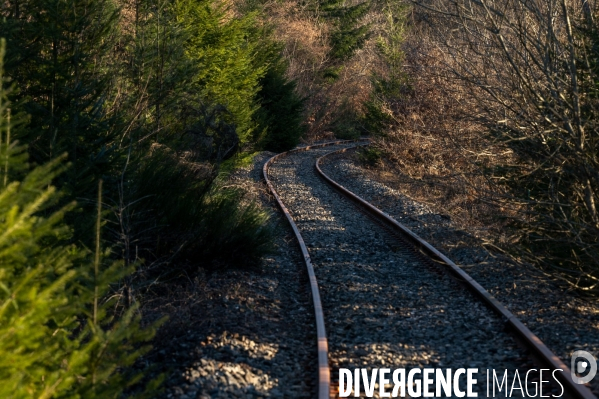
[132,175,320,399]
[319,153,599,397]
[137,264,319,399]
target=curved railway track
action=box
[263,140,595,399]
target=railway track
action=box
[263,140,596,399]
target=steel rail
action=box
[315,144,596,399]
[263,139,369,399]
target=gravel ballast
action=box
[318,146,599,396]
[267,144,546,398]
[149,152,318,399]
[152,142,597,398]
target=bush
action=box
[330,101,362,139]
[0,156,162,398]
[361,99,394,136]
[255,67,305,152]
[130,144,273,275]
[184,187,274,270]
[358,146,382,167]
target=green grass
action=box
[218,151,261,178]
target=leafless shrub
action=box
[372,21,511,232]
[404,0,599,291]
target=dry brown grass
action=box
[370,16,517,241]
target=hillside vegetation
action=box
[365,0,599,293]
[1,0,598,395]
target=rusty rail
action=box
[315,144,596,399]
[263,139,369,399]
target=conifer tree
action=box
[122,0,192,144]
[255,65,305,152]
[321,0,371,60]
[0,42,161,398]
[0,0,121,198]
[176,0,266,143]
